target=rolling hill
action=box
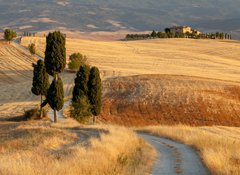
[1,37,238,126]
[0,0,240,38]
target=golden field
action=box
[0,37,240,174]
[1,38,240,125]
[21,37,240,82]
[0,119,154,175]
[18,37,240,126]
[140,125,240,175]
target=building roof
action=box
[170,26,191,29]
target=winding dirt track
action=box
[139,133,210,175]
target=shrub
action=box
[28,43,36,55]
[68,53,87,71]
[24,107,48,120]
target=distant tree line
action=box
[125,29,232,40]
[23,31,36,37]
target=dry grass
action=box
[0,119,155,175]
[21,37,240,82]
[140,125,240,175]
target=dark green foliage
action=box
[88,67,102,116]
[126,29,231,40]
[71,95,91,122]
[72,65,90,103]
[46,76,64,111]
[165,28,171,33]
[28,43,36,55]
[4,29,17,42]
[151,30,157,38]
[68,53,87,71]
[31,60,49,96]
[71,65,91,121]
[44,31,66,76]
[125,34,150,40]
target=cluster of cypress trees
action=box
[31,30,102,123]
[43,31,66,123]
[32,31,66,123]
[72,65,102,124]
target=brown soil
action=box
[100,75,240,126]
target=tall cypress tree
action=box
[72,65,90,103]
[31,60,49,118]
[46,76,64,122]
[44,31,66,122]
[88,67,102,124]
[44,31,66,76]
[72,65,91,121]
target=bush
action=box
[24,108,48,120]
[71,96,91,123]
[68,53,87,71]
[28,43,36,55]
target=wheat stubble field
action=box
[21,37,240,126]
[22,37,240,81]
[1,37,240,174]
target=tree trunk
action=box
[40,95,43,118]
[54,74,58,123]
[93,115,96,125]
[54,109,58,123]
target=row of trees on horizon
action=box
[125,29,232,40]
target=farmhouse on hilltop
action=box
[170,26,201,35]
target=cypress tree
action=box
[31,60,49,117]
[88,67,102,124]
[72,65,90,103]
[44,31,66,76]
[46,76,64,123]
[44,31,66,122]
[151,30,157,38]
[72,65,91,121]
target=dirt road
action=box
[139,133,210,175]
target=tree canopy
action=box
[28,43,36,56]
[46,76,64,111]
[68,53,87,71]
[88,67,102,116]
[31,60,49,96]
[4,29,17,42]
[72,65,90,103]
[44,31,66,76]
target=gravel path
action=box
[138,133,210,175]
